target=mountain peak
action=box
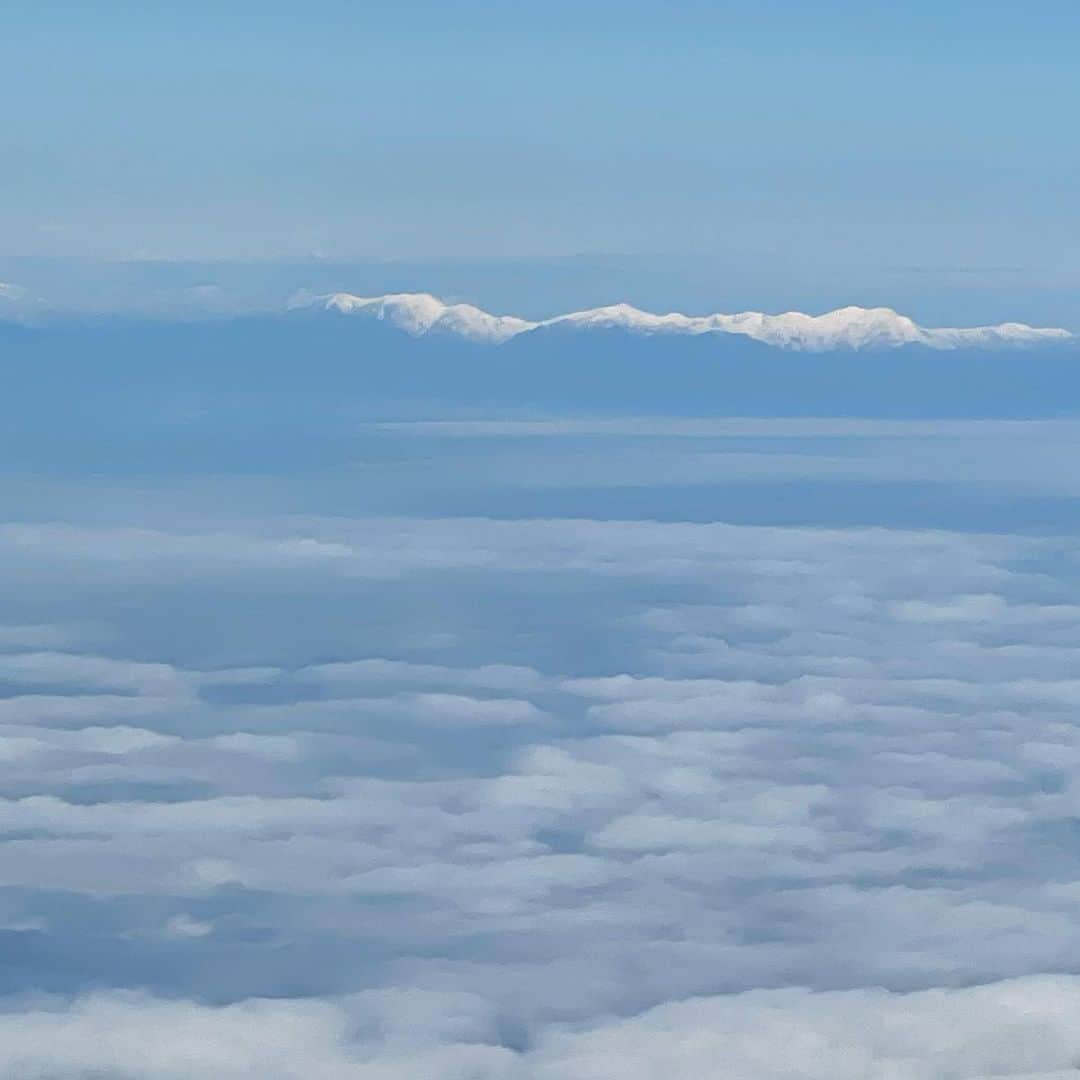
[292,292,1073,352]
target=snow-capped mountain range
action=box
[291,291,1074,352]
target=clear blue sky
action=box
[3,1,1078,280]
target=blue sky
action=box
[4,0,1079,282]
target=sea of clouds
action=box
[3,416,1080,1076]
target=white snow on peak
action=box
[311,292,533,344]
[296,292,1074,351]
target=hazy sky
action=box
[4,1,1079,282]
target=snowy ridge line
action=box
[288,290,1075,351]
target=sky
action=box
[3,2,1079,289]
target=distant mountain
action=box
[291,291,1075,352]
[3,309,1080,457]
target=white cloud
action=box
[5,977,1080,1078]
[530,976,1080,1080]
[164,912,214,938]
[1,484,1079,1057]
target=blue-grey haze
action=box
[5,0,1080,1070]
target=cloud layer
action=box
[6,976,1080,1078]
[3,417,1080,1075]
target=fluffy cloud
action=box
[3,416,1080,1074]
[6,977,1080,1079]
[530,976,1080,1080]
